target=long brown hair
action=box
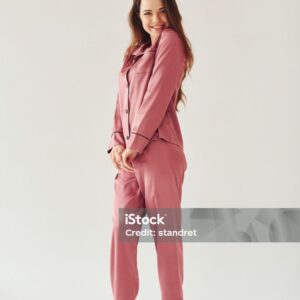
[124,0,194,111]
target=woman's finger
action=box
[120,162,134,172]
[122,155,135,172]
[115,152,123,166]
[113,159,121,170]
[114,160,121,170]
[111,151,121,170]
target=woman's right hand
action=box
[110,145,125,170]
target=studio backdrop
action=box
[0,1,299,299]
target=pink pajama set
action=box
[107,28,187,300]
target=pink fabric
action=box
[111,140,187,300]
[107,27,186,154]
[108,27,187,300]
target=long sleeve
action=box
[107,92,126,154]
[126,30,186,154]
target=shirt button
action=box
[126,135,130,140]
[125,109,129,114]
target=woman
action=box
[107,0,193,299]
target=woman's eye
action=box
[143,10,166,16]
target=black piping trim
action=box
[130,132,151,141]
[158,139,184,149]
[111,131,123,137]
[126,69,131,136]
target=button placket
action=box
[125,68,130,140]
[124,54,142,141]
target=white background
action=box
[1,0,300,299]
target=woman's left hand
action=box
[121,148,138,172]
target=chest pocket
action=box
[134,51,156,73]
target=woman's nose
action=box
[152,13,161,23]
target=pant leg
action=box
[132,139,187,300]
[110,170,145,300]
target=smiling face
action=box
[139,0,170,44]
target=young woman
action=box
[107,0,193,299]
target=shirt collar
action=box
[131,27,169,56]
[131,27,170,56]
[132,41,157,56]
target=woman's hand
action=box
[121,148,138,172]
[110,146,138,172]
[110,145,125,170]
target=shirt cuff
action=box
[107,131,125,154]
[126,132,150,154]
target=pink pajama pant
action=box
[110,138,187,300]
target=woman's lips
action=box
[151,25,165,30]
